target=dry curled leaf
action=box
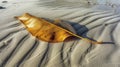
[15,13,102,44]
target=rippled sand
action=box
[0,0,120,67]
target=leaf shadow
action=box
[62,20,115,44]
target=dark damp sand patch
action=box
[2,1,8,3]
[0,6,6,9]
[0,1,8,9]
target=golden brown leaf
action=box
[15,13,102,44]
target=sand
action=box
[0,0,120,67]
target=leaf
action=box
[15,13,102,44]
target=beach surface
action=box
[0,0,120,67]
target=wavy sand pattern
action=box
[0,0,120,67]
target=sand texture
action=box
[0,0,120,67]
